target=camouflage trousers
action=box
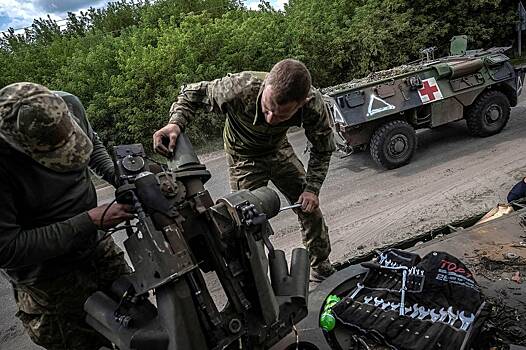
[13,238,130,350]
[227,142,331,268]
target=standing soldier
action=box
[153,59,336,280]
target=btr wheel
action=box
[370,120,416,169]
[465,90,510,137]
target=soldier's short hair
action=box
[267,59,312,105]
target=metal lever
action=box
[279,203,302,212]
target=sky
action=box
[0,0,288,33]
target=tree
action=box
[0,0,517,151]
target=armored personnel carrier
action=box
[324,37,525,169]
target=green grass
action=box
[511,56,526,66]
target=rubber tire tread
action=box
[465,90,510,137]
[370,120,416,170]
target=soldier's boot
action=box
[310,259,336,282]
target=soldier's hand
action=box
[88,203,135,230]
[507,177,526,202]
[153,123,181,157]
[298,192,319,213]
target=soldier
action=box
[153,59,336,280]
[0,82,132,350]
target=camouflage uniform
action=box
[0,83,130,349]
[14,239,129,350]
[169,72,335,267]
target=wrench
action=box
[349,283,365,299]
[374,297,384,307]
[459,311,475,331]
[409,304,420,318]
[429,309,441,322]
[381,301,391,310]
[448,306,459,326]
[417,306,430,320]
[390,303,400,312]
[403,305,412,316]
[363,296,373,305]
[439,307,448,322]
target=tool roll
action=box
[332,249,488,350]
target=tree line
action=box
[0,0,517,150]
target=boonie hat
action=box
[0,82,93,172]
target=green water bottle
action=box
[320,295,341,332]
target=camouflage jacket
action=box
[0,92,114,285]
[169,71,335,195]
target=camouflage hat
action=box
[0,82,93,172]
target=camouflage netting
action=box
[322,63,427,96]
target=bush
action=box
[0,0,517,152]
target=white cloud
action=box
[245,0,288,11]
[0,1,52,30]
[0,0,105,32]
[275,0,287,10]
[34,0,106,14]
[0,0,290,33]
[246,0,259,10]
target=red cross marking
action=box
[419,80,439,101]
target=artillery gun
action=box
[84,134,310,350]
[324,36,525,169]
[84,132,526,350]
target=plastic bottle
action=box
[319,295,341,332]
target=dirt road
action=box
[1,96,525,349]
